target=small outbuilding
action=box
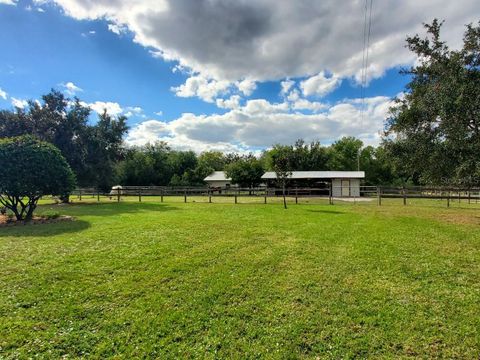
[261,171,365,197]
[204,171,233,188]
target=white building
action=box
[204,171,234,188]
[261,171,365,197]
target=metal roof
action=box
[261,171,365,179]
[204,171,232,181]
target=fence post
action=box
[161,190,164,203]
[447,191,450,207]
[117,188,120,202]
[403,186,407,206]
[208,189,212,203]
[329,182,333,205]
[468,190,471,204]
[295,188,298,204]
[138,189,142,202]
[235,191,238,204]
[377,186,381,206]
[184,189,187,203]
[79,189,82,201]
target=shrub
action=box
[0,136,76,221]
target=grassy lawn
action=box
[1,199,479,358]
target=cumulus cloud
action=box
[83,101,123,115]
[280,80,295,96]
[126,95,393,151]
[46,0,478,84]
[172,75,230,103]
[300,72,341,97]
[216,95,241,110]
[0,88,7,100]
[11,98,28,109]
[61,81,83,96]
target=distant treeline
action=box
[116,138,400,187]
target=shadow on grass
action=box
[0,219,91,237]
[39,201,180,218]
[306,209,345,215]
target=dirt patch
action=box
[0,215,74,228]
[434,212,480,226]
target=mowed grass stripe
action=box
[0,201,479,358]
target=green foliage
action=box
[225,156,264,188]
[385,19,480,186]
[0,90,128,191]
[327,136,363,171]
[0,136,75,220]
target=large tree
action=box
[0,136,75,221]
[225,157,264,189]
[385,19,480,186]
[0,90,128,191]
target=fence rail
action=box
[68,185,480,207]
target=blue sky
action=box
[0,0,477,152]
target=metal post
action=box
[329,182,333,205]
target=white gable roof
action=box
[261,171,365,179]
[204,171,232,181]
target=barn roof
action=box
[261,171,365,179]
[204,171,232,181]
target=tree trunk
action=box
[59,194,70,203]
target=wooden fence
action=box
[69,185,480,207]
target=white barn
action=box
[261,171,365,197]
[204,171,234,188]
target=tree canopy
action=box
[0,136,75,220]
[0,90,128,191]
[385,19,480,186]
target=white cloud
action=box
[47,0,478,85]
[11,98,28,109]
[292,98,327,112]
[154,111,163,116]
[280,80,294,96]
[124,106,144,117]
[216,95,241,110]
[84,101,123,115]
[300,72,341,97]
[236,79,256,96]
[61,81,83,96]
[0,0,17,5]
[125,95,393,151]
[172,75,230,103]
[108,23,127,35]
[0,88,7,100]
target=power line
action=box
[360,0,373,132]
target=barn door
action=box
[341,180,350,197]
